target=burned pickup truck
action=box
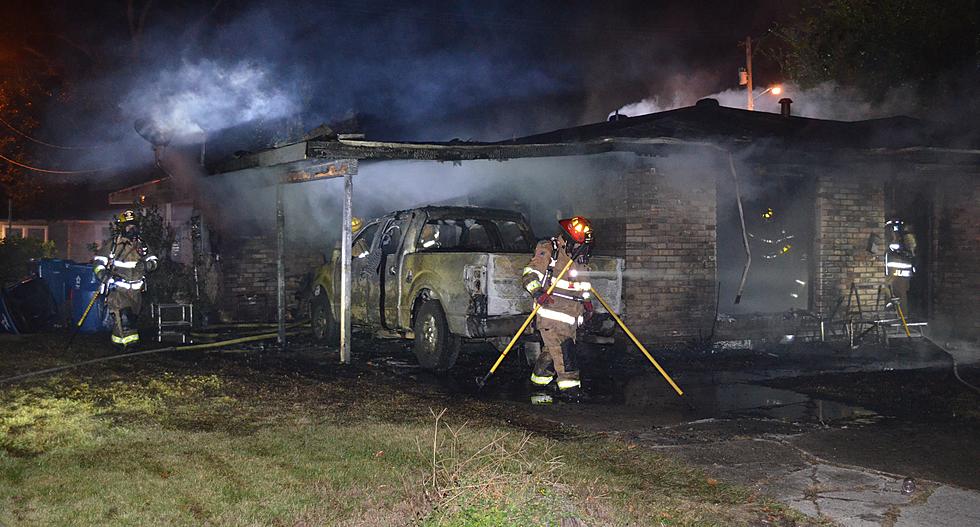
[309,206,623,370]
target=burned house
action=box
[205,99,978,346]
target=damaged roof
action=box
[212,99,980,175]
[507,99,943,150]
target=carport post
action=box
[340,172,353,364]
[276,182,286,349]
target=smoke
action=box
[204,153,638,248]
[119,59,297,141]
[614,81,919,121]
[43,0,583,176]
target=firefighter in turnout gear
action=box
[522,216,595,402]
[883,218,917,317]
[93,210,158,348]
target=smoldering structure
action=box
[188,98,979,345]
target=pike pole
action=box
[66,286,104,352]
[589,288,685,397]
[894,301,912,337]
[476,257,576,388]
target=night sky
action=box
[2,0,794,150]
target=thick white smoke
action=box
[119,59,298,141]
[614,82,919,122]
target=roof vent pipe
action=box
[608,110,628,122]
[779,98,793,118]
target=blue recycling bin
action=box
[0,290,19,334]
[36,258,72,311]
[68,262,111,333]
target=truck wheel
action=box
[311,294,339,345]
[413,300,461,371]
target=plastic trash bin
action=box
[0,278,58,333]
[68,263,111,333]
[0,290,19,334]
[37,258,71,305]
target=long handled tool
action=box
[476,257,576,388]
[894,300,912,338]
[590,288,685,398]
[66,287,104,352]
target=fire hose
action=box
[0,330,302,386]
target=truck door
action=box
[347,221,380,325]
[378,213,412,329]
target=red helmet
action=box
[559,216,593,244]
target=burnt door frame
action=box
[345,220,382,325]
[379,213,413,329]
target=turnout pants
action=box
[107,288,142,347]
[531,314,581,390]
[886,275,911,318]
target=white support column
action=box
[339,172,353,364]
[276,182,286,349]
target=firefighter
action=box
[883,218,916,316]
[93,210,158,348]
[522,216,595,402]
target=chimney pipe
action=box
[779,98,793,118]
[200,131,207,166]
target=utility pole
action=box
[745,36,754,111]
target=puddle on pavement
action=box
[618,374,881,424]
[688,383,879,423]
[351,341,882,426]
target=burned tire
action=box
[413,300,461,371]
[311,291,339,345]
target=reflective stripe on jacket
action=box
[94,234,155,284]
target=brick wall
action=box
[812,173,887,314]
[590,216,627,257]
[623,164,717,343]
[219,236,324,321]
[933,176,980,339]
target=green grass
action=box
[0,337,815,526]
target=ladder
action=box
[152,303,194,343]
[844,283,881,347]
[872,285,926,344]
[844,283,925,347]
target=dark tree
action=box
[0,59,48,212]
[773,0,979,103]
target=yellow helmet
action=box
[351,217,363,233]
[117,210,137,224]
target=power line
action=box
[0,151,105,174]
[0,114,100,150]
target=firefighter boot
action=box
[529,352,556,404]
[555,339,588,402]
[115,308,141,351]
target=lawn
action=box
[0,335,814,526]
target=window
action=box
[497,220,530,252]
[380,222,404,256]
[352,222,379,259]
[417,217,531,252]
[1,224,47,242]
